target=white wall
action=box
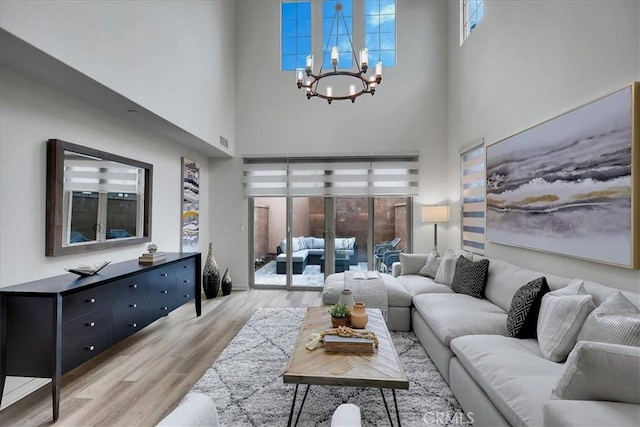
[211,0,450,288]
[0,0,235,153]
[447,0,640,291]
[0,0,234,408]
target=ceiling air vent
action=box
[219,136,228,149]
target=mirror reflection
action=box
[63,151,145,247]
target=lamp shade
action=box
[422,205,450,224]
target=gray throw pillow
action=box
[417,251,440,278]
[577,291,640,347]
[450,256,490,299]
[506,277,550,339]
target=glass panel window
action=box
[323,0,353,69]
[281,1,312,71]
[461,0,484,44]
[365,0,396,66]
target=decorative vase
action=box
[202,243,220,299]
[221,268,232,296]
[337,289,355,307]
[331,316,350,328]
[350,302,368,329]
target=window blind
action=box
[243,155,419,197]
[461,144,485,254]
[64,160,143,194]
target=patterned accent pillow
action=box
[537,284,595,362]
[417,251,440,278]
[577,292,640,347]
[506,277,550,338]
[450,256,490,299]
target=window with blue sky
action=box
[461,0,484,44]
[364,0,396,67]
[322,0,353,69]
[281,1,311,71]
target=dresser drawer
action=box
[112,314,154,344]
[177,279,195,305]
[176,258,196,279]
[150,265,176,287]
[113,276,150,324]
[62,306,112,348]
[62,326,112,374]
[114,275,149,300]
[62,284,113,322]
[149,287,177,316]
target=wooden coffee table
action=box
[283,307,409,426]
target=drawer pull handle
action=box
[161,306,169,311]
[130,303,137,308]
[130,323,137,328]
[184,294,190,298]
[183,280,190,284]
[87,321,96,327]
[130,284,138,289]
[86,345,95,351]
[87,298,96,304]
[183,265,190,269]
[160,273,168,277]
[161,290,168,294]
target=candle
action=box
[326,86,333,97]
[375,61,383,77]
[296,69,303,83]
[331,47,339,66]
[349,85,356,95]
[306,54,314,72]
[305,80,311,93]
[359,48,368,67]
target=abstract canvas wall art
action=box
[181,157,200,252]
[486,83,638,268]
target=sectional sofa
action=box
[276,236,357,274]
[323,252,640,426]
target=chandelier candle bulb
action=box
[375,61,383,78]
[349,85,356,96]
[305,54,314,72]
[359,48,368,67]
[296,69,304,84]
[331,47,339,66]
[326,86,333,97]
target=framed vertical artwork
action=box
[486,82,639,269]
[181,157,200,252]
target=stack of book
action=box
[139,251,167,264]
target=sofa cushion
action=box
[576,291,640,347]
[484,258,572,313]
[552,341,640,404]
[417,250,440,278]
[323,273,412,307]
[506,277,550,339]
[537,283,595,362]
[396,275,454,297]
[544,400,640,427]
[413,294,508,345]
[451,334,564,427]
[302,236,315,249]
[312,238,325,249]
[399,253,428,275]
[451,257,490,299]
[276,250,308,263]
[434,249,458,285]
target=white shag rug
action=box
[191,308,468,426]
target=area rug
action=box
[190,308,467,426]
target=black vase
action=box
[221,268,232,296]
[203,243,220,299]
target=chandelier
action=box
[296,1,383,104]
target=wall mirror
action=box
[46,139,153,256]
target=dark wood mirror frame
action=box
[46,139,153,256]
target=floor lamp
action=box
[422,205,450,256]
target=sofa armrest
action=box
[552,341,640,404]
[392,262,401,277]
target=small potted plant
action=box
[328,304,351,327]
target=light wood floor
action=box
[0,289,324,426]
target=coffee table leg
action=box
[380,389,393,425]
[294,385,311,426]
[392,388,401,427]
[287,384,299,427]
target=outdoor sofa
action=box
[276,236,357,274]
